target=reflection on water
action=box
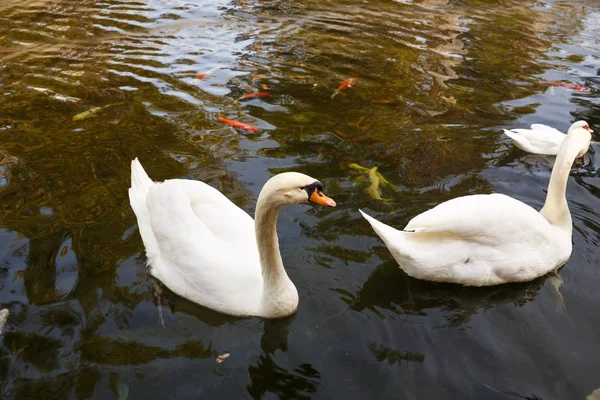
[248,355,320,400]
[338,260,547,327]
[1,0,600,398]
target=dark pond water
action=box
[1,0,600,398]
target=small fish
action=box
[30,87,80,102]
[117,383,129,400]
[0,309,9,334]
[72,102,123,121]
[366,167,383,200]
[349,163,396,200]
[217,116,258,133]
[543,80,589,93]
[331,78,357,99]
[31,87,52,93]
[349,163,370,172]
[239,92,270,100]
[51,94,80,103]
[195,66,221,80]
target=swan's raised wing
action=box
[404,194,550,244]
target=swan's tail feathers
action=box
[502,129,520,142]
[129,157,153,218]
[359,209,402,244]
[128,158,161,263]
[130,157,153,194]
[502,129,528,151]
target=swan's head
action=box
[566,121,592,159]
[260,172,336,207]
[568,120,593,134]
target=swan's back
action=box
[503,124,565,155]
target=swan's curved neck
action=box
[540,135,579,228]
[254,192,297,317]
[255,196,286,282]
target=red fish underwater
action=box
[543,80,589,93]
[195,66,221,80]
[331,78,357,99]
[239,92,271,100]
[217,116,259,133]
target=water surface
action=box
[1,0,600,398]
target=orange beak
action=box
[309,189,336,207]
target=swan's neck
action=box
[254,195,298,317]
[540,136,578,228]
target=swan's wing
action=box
[404,193,548,243]
[529,124,566,138]
[503,125,565,154]
[512,124,565,143]
[168,179,256,247]
[146,179,259,273]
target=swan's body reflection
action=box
[341,259,561,327]
[151,280,321,399]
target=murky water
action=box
[1,0,599,398]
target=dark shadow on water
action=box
[247,354,321,400]
[338,258,550,327]
[155,275,298,354]
[158,276,299,353]
[261,313,296,355]
[367,341,425,366]
[159,278,313,399]
[24,232,69,305]
[161,283,243,327]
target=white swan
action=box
[360,123,592,286]
[129,159,336,318]
[502,120,592,155]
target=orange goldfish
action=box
[194,66,221,80]
[218,116,258,133]
[331,78,357,99]
[239,92,271,100]
[543,80,589,93]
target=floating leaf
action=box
[215,352,230,363]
